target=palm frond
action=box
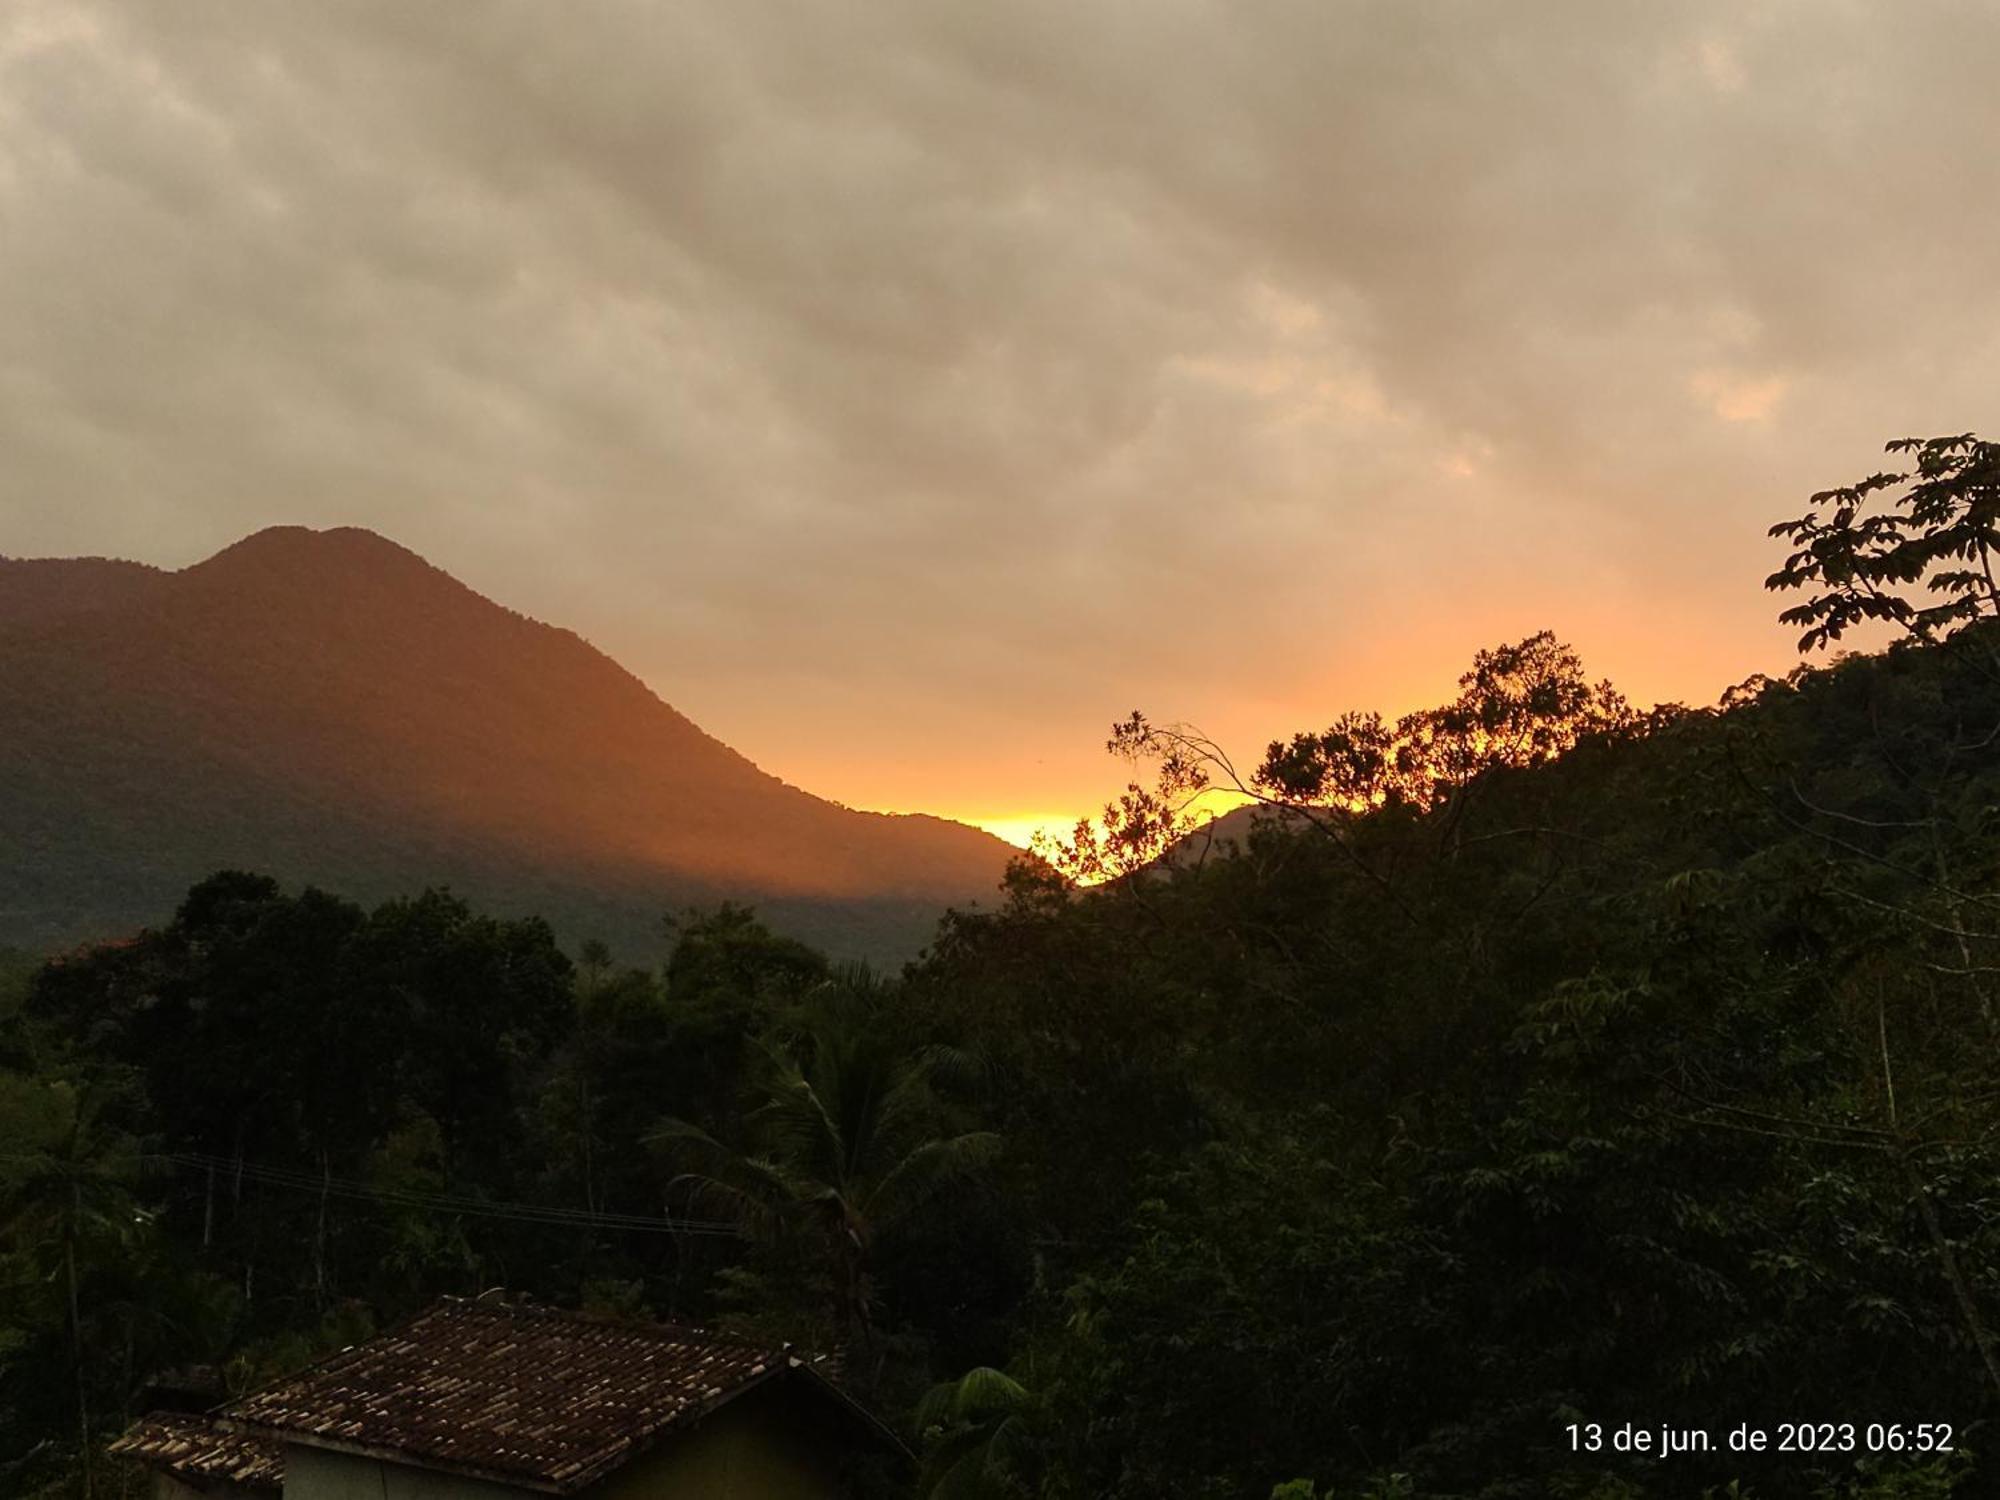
[916,1368,1034,1499]
[864,1131,1002,1231]
[641,1116,730,1156]
[915,1042,995,1097]
[747,1037,852,1187]
[923,1437,1008,1500]
[662,1166,788,1241]
[916,1366,1029,1429]
[647,1118,804,1239]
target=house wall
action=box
[587,1385,850,1500]
[148,1473,275,1500]
[280,1384,859,1500]
[150,1474,212,1500]
[282,1444,538,1500]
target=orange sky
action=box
[733,587,1802,847]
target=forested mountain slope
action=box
[0,527,1011,961]
[903,622,2000,1496]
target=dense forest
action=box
[4,437,1999,1497]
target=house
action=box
[111,1296,906,1499]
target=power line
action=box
[140,1151,745,1238]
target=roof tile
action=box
[109,1412,284,1491]
[221,1298,811,1492]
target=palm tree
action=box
[647,991,999,1350]
[915,1366,1037,1499]
[0,1076,146,1499]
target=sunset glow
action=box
[963,814,1084,852]
[955,787,1260,855]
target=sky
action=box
[4,3,1998,845]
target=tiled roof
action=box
[221,1297,888,1493]
[109,1412,284,1491]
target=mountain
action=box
[0,527,1014,962]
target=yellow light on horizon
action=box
[963,787,1260,853]
[964,813,1083,851]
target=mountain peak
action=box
[194,525,436,578]
[0,524,1012,962]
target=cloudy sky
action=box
[5,3,1996,840]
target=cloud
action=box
[3,0,1998,816]
[1691,370,1789,424]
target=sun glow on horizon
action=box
[957,787,1262,853]
[961,812,1085,851]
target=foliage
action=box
[915,1366,1039,1498]
[906,596,2000,1495]
[648,979,1001,1358]
[1257,629,1632,811]
[1040,630,1632,890]
[1767,433,2000,653]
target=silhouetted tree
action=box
[649,988,998,1355]
[1767,432,2000,655]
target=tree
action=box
[1766,432,2000,655]
[23,874,576,1321]
[1760,437,2000,1399]
[1043,631,1631,893]
[1030,721,1217,886]
[0,1075,146,1499]
[663,903,828,1006]
[1257,630,1630,814]
[915,1366,1039,1499]
[647,990,999,1354]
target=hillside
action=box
[894,628,2000,1495]
[0,527,1013,961]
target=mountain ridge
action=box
[0,527,1014,961]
